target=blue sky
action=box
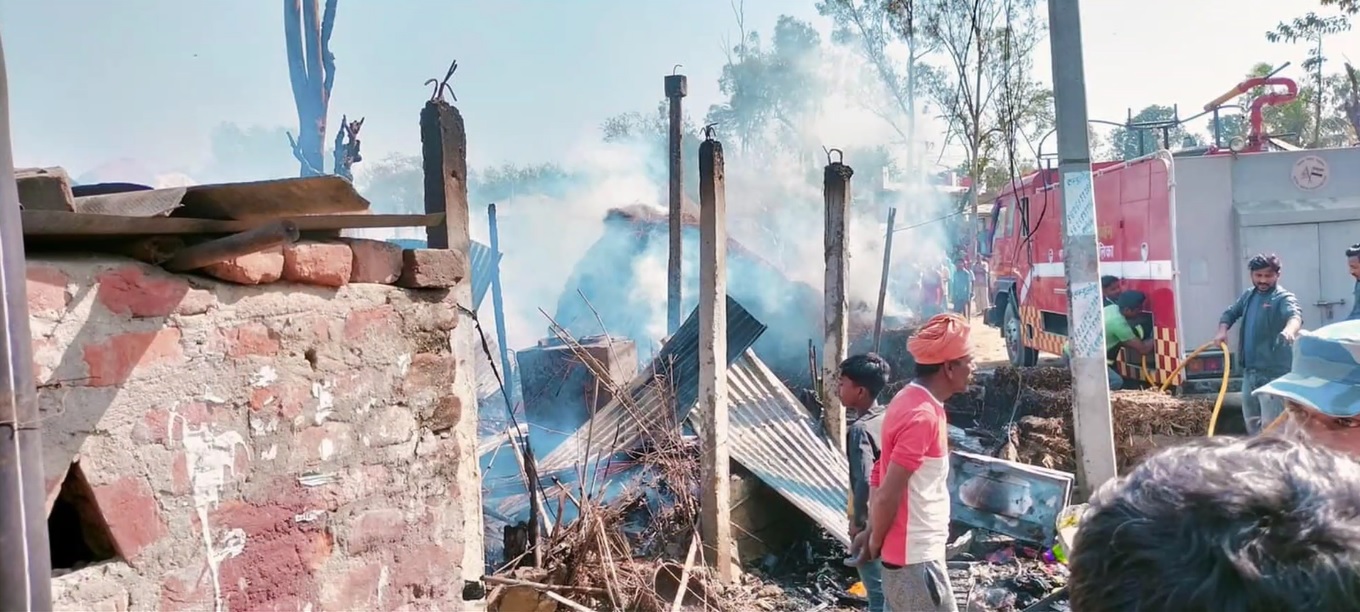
[1,0,1354,177]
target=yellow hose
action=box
[1156,341,1232,437]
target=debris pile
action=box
[961,366,1214,472]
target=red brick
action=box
[96,265,190,318]
[211,499,325,609]
[426,395,463,432]
[283,241,353,288]
[169,452,190,495]
[397,248,468,289]
[391,543,458,599]
[324,563,383,610]
[159,568,213,612]
[203,247,284,285]
[26,263,70,318]
[248,383,309,420]
[222,321,281,358]
[345,508,407,554]
[342,238,403,284]
[82,328,184,387]
[343,305,399,341]
[175,288,217,316]
[92,476,165,561]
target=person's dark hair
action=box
[1248,253,1282,273]
[1116,289,1146,311]
[839,353,890,398]
[1069,435,1360,612]
[1346,243,1360,259]
[1101,275,1120,289]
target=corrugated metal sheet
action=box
[533,296,767,475]
[470,240,498,310]
[724,350,851,546]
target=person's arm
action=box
[867,412,930,558]
[1280,292,1304,342]
[1215,292,1247,342]
[847,424,874,535]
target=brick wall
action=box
[27,254,480,611]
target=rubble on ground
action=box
[949,366,1215,472]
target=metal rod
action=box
[822,158,853,452]
[1048,0,1117,497]
[665,73,688,335]
[872,207,898,353]
[160,220,300,272]
[0,27,54,610]
[697,133,734,583]
[488,204,514,403]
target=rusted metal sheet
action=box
[470,239,498,309]
[175,175,370,220]
[723,350,851,546]
[72,187,185,217]
[533,296,767,475]
[949,450,1074,546]
[21,210,444,237]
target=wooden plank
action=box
[21,210,445,237]
[175,175,371,220]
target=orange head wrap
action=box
[908,313,972,365]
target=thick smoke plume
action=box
[468,39,962,382]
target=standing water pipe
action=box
[488,204,514,403]
[0,27,56,610]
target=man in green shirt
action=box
[1064,290,1155,390]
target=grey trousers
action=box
[882,559,958,612]
[1242,369,1285,434]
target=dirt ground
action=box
[968,314,1062,370]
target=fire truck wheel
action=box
[1004,298,1038,367]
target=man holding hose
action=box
[1211,253,1303,435]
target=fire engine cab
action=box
[982,75,1360,393]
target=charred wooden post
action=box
[419,96,495,582]
[823,151,853,452]
[420,100,470,251]
[872,207,897,353]
[697,127,735,583]
[0,29,53,610]
[665,70,688,335]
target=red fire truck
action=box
[982,75,1360,393]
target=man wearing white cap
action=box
[1254,320,1360,455]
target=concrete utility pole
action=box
[0,30,54,611]
[697,127,734,583]
[665,70,688,335]
[1048,0,1118,496]
[823,152,853,452]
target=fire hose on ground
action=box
[1155,341,1232,437]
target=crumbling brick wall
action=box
[27,254,478,611]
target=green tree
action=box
[919,0,1045,257]
[1107,105,1198,159]
[817,0,938,155]
[1266,12,1352,146]
[1204,113,1250,148]
[705,14,828,155]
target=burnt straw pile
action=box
[948,366,1216,472]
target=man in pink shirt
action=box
[863,313,971,611]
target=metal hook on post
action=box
[673,64,684,75]
[703,123,718,141]
[823,147,844,165]
[424,59,459,103]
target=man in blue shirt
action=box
[1212,254,1303,434]
[949,258,974,317]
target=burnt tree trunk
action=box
[284,0,337,176]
